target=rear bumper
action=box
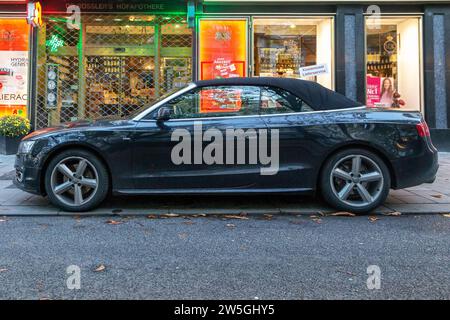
[13,153,43,195]
[391,143,439,189]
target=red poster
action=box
[198,20,247,80]
[0,19,29,117]
[200,89,242,114]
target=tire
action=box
[320,148,391,214]
[44,149,109,212]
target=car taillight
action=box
[416,122,430,137]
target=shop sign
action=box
[41,0,185,13]
[299,64,328,78]
[27,2,43,28]
[46,34,65,53]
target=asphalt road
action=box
[0,213,449,299]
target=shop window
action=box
[0,18,29,117]
[35,14,193,129]
[253,17,333,89]
[365,17,422,110]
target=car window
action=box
[150,86,261,119]
[260,87,314,114]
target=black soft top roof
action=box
[194,77,363,111]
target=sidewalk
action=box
[0,153,449,216]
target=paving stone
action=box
[391,195,437,204]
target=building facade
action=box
[1,0,450,146]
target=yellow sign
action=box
[27,2,43,28]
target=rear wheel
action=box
[320,148,390,214]
[44,149,109,212]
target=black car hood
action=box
[25,118,136,140]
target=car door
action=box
[257,86,321,191]
[131,85,266,191]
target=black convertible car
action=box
[14,78,438,213]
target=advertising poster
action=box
[366,75,381,108]
[198,19,247,80]
[0,19,29,117]
[366,75,396,108]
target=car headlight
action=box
[18,140,36,154]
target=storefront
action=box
[195,0,450,146]
[196,2,426,111]
[0,0,30,118]
[3,0,449,145]
[31,0,194,129]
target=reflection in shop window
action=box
[365,17,422,110]
[253,17,333,89]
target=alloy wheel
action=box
[329,154,384,207]
[50,156,99,207]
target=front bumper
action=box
[13,153,44,195]
[391,143,439,189]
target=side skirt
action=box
[113,188,315,196]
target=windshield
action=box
[128,84,191,119]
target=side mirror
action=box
[156,107,172,122]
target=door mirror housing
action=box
[156,106,172,122]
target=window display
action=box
[253,17,333,89]
[365,17,422,110]
[36,14,192,128]
[0,18,29,117]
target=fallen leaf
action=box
[191,214,207,218]
[178,232,188,239]
[162,213,180,218]
[263,214,273,220]
[94,264,106,272]
[442,213,450,218]
[384,211,402,216]
[329,211,356,217]
[183,220,195,225]
[317,211,325,217]
[312,218,322,224]
[0,268,7,272]
[368,216,379,223]
[226,223,236,228]
[106,220,123,225]
[431,194,443,198]
[223,215,249,220]
[147,214,158,219]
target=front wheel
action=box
[320,148,391,214]
[44,149,109,212]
